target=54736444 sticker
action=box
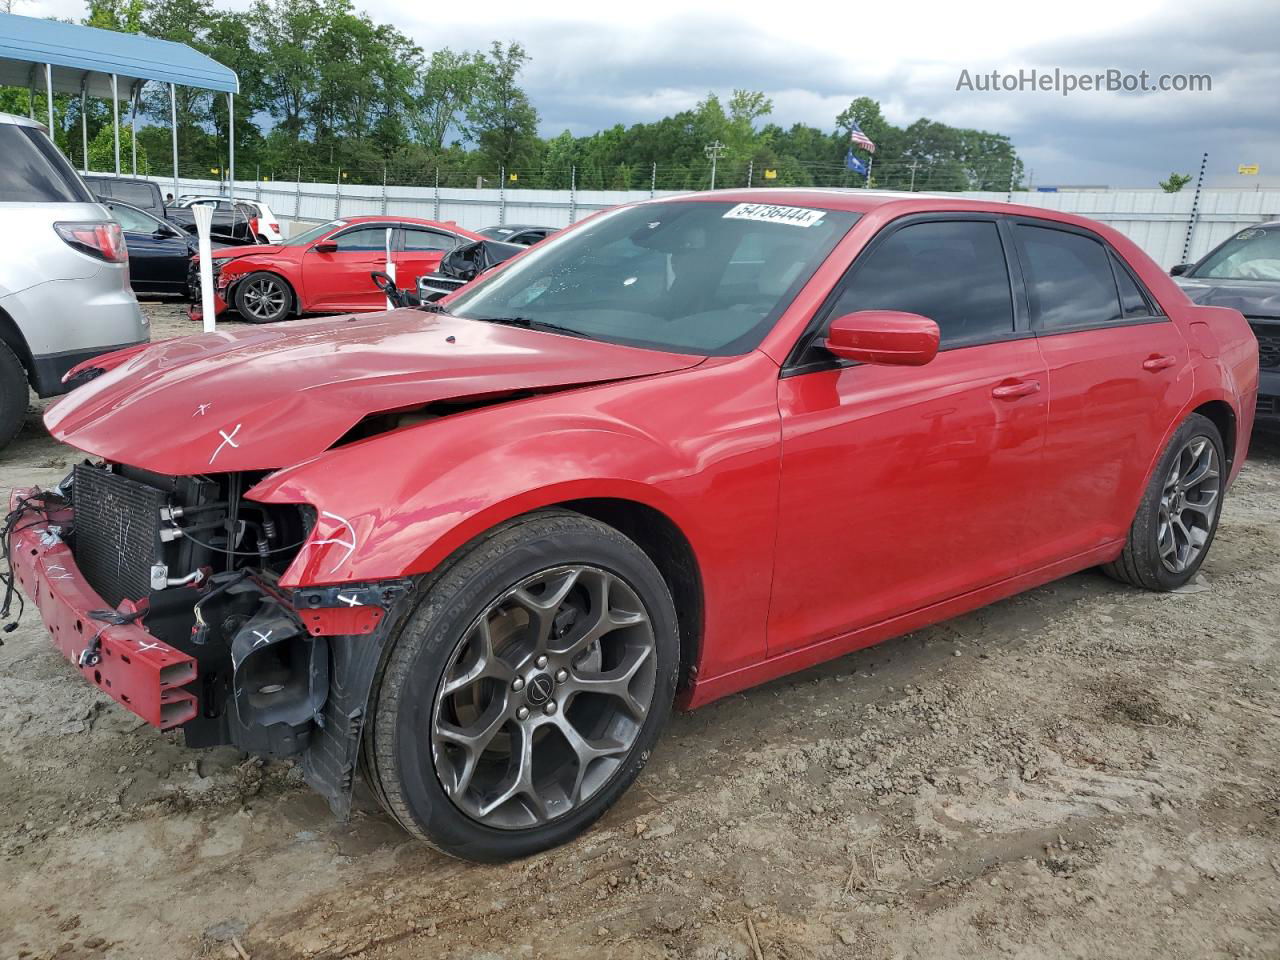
[722,203,825,228]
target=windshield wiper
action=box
[468,316,593,340]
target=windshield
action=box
[282,219,347,247]
[447,200,858,355]
[1192,226,1280,281]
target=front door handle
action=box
[991,379,1042,400]
[1143,354,1177,372]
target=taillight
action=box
[54,221,128,263]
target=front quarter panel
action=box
[247,352,785,680]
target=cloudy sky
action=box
[14,0,1280,186]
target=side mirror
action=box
[1169,263,1191,277]
[313,241,339,254]
[824,310,940,366]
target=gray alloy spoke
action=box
[567,645,654,719]
[509,567,582,656]
[440,618,514,697]
[1157,434,1221,574]
[431,563,658,830]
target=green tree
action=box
[466,41,539,172]
[1160,172,1192,193]
[414,48,483,150]
[87,122,147,172]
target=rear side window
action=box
[1111,253,1152,318]
[402,228,456,252]
[113,182,156,209]
[0,125,93,203]
[1015,225,1122,330]
[829,219,1014,347]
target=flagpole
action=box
[865,154,873,189]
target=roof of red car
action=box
[657,188,1108,231]
[331,214,485,240]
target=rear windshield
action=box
[0,125,93,203]
[1191,226,1280,281]
[112,182,158,209]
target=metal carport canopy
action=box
[0,12,238,98]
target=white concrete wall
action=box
[157,175,1280,270]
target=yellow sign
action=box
[509,172,518,182]
[1238,164,1259,175]
[763,168,777,180]
[261,176,270,183]
[209,167,220,174]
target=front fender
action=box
[247,410,707,588]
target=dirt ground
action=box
[2,300,1278,960]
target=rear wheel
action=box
[234,271,292,323]
[0,340,28,450]
[364,511,679,862]
[1103,413,1225,591]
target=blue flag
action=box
[845,149,867,175]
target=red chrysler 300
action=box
[190,215,487,323]
[9,190,1258,861]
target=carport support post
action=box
[44,64,53,148]
[111,73,120,176]
[169,83,179,199]
[81,79,88,173]
[227,93,235,210]
[130,83,139,175]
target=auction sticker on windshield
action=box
[723,203,825,227]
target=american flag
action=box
[848,117,876,154]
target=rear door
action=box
[769,215,1049,655]
[1010,220,1193,567]
[395,225,460,286]
[302,225,391,311]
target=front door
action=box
[769,216,1048,656]
[303,225,393,311]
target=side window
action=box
[1111,253,1152,318]
[829,220,1014,347]
[402,228,456,252]
[1015,225,1122,330]
[116,183,155,208]
[110,204,154,234]
[333,227,391,252]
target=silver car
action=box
[0,112,148,449]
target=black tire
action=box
[0,339,29,451]
[1103,412,1225,591]
[233,271,292,324]
[363,510,679,862]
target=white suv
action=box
[0,113,148,449]
[171,195,283,243]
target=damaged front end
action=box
[5,462,413,816]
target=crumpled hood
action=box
[46,311,702,475]
[1175,277,1280,319]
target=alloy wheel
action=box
[242,277,286,320]
[430,564,657,830]
[1157,435,1220,573]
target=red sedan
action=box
[16,190,1259,861]
[192,215,486,323]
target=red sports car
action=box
[11,191,1259,862]
[191,215,486,323]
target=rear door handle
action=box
[1143,354,1177,372]
[991,379,1042,400]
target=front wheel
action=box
[1103,412,1225,591]
[364,511,679,861]
[234,271,292,323]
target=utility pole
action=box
[704,140,726,191]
